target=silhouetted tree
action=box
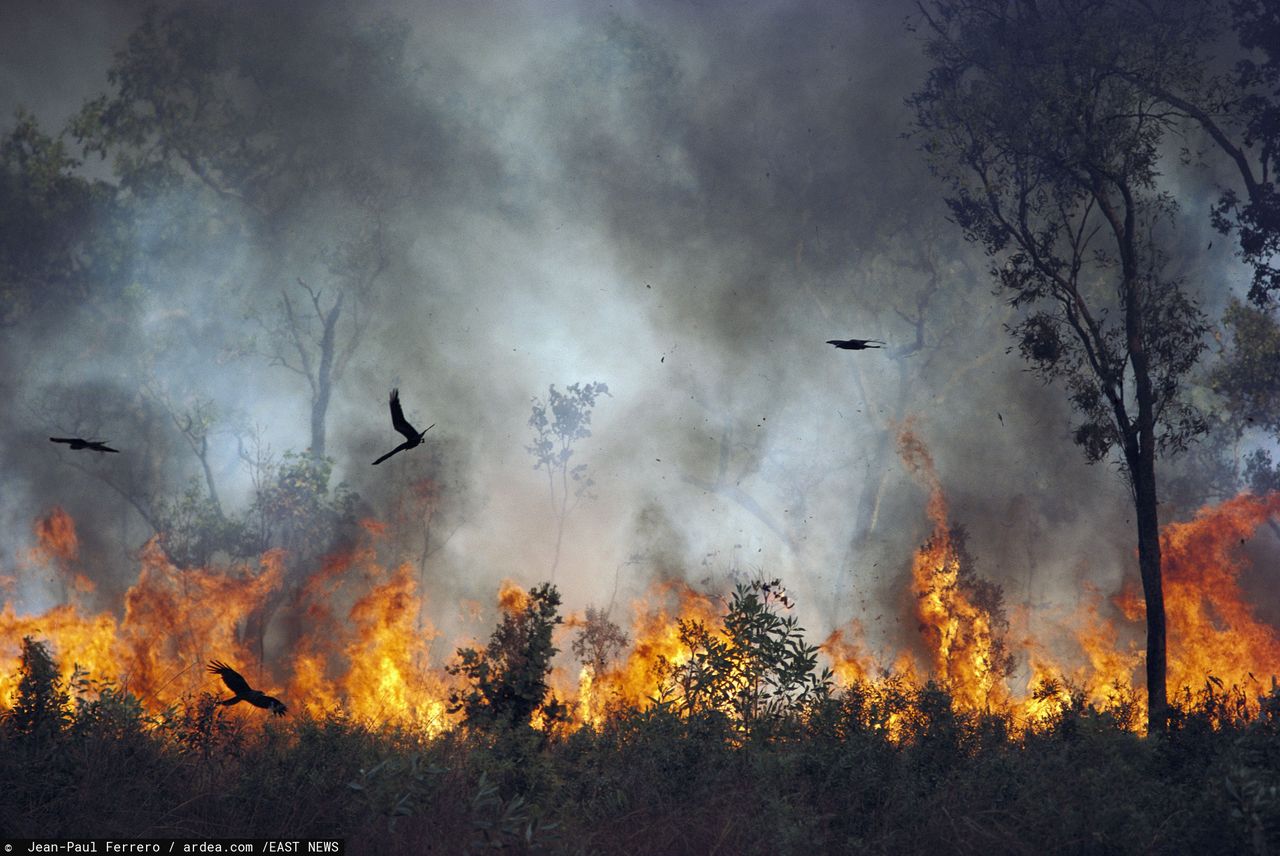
[71,2,412,459]
[260,274,378,459]
[1099,1,1280,304]
[527,382,610,579]
[912,0,1213,731]
[447,583,567,734]
[669,580,830,741]
[1197,301,1280,537]
[571,606,629,679]
[4,638,68,739]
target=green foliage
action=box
[1214,0,1280,303]
[1212,300,1280,437]
[68,670,150,741]
[448,583,568,735]
[466,770,559,853]
[71,1,424,212]
[346,753,445,832]
[0,111,125,326]
[4,637,69,738]
[154,451,357,568]
[157,478,246,568]
[1170,300,1280,505]
[667,580,831,740]
[248,450,357,557]
[913,0,1209,471]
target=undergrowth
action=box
[4,636,1279,855]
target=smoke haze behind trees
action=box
[0,0,1266,660]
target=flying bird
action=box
[50,437,120,453]
[207,660,287,716]
[372,388,433,465]
[826,339,885,350]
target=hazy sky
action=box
[0,0,1260,660]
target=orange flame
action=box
[1149,492,1280,701]
[898,423,1009,710]
[3,482,1279,738]
[30,507,94,595]
[580,581,720,716]
[821,625,871,687]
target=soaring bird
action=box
[50,437,120,453]
[207,660,287,716]
[826,339,885,350]
[372,388,433,465]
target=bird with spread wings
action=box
[372,388,433,465]
[50,437,120,453]
[826,338,885,350]
[207,660,287,716]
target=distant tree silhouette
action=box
[527,382,609,579]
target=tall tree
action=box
[72,1,417,457]
[912,0,1212,732]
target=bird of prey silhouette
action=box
[50,437,120,453]
[207,660,287,716]
[826,339,885,350]
[372,388,433,465]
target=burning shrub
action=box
[4,637,69,739]
[664,580,831,741]
[913,524,1016,711]
[448,582,569,735]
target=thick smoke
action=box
[0,0,1255,663]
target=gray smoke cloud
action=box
[0,0,1258,668]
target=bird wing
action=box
[88,442,120,453]
[826,339,884,349]
[50,437,78,445]
[388,388,420,441]
[208,660,253,695]
[372,442,409,466]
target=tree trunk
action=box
[309,289,342,460]
[310,392,328,460]
[1132,444,1168,733]
[1122,229,1167,734]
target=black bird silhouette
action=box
[826,339,885,350]
[50,437,119,453]
[207,660,287,716]
[372,388,433,465]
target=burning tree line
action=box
[7,424,1280,850]
[5,435,1280,741]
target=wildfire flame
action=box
[4,453,1280,738]
[1142,492,1280,705]
[898,423,1010,711]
